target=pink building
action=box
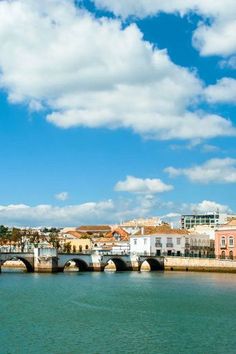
[215,220,236,260]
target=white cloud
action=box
[0,197,233,227]
[205,78,236,104]
[0,0,234,141]
[114,176,173,194]
[0,200,115,227]
[54,192,69,201]
[190,200,231,213]
[201,144,219,153]
[165,158,236,184]
[93,0,236,57]
[0,197,169,227]
[219,56,236,70]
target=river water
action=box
[1,271,236,354]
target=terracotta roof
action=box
[64,231,86,239]
[105,228,130,241]
[77,225,111,233]
[96,237,115,243]
[135,225,189,235]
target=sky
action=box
[0,0,236,227]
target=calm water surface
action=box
[1,271,236,354]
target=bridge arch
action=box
[63,258,89,272]
[104,257,128,271]
[1,256,34,272]
[139,258,163,271]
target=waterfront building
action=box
[181,212,228,230]
[185,231,214,258]
[215,220,236,260]
[130,226,187,256]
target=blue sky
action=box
[0,0,236,226]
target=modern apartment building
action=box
[181,212,228,230]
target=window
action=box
[229,236,234,247]
[177,238,181,245]
[144,238,147,245]
[133,239,137,245]
[155,237,162,247]
[221,236,226,247]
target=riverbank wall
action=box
[165,257,236,273]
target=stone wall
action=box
[165,257,236,273]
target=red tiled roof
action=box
[105,227,130,241]
[135,225,189,235]
[65,231,85,239]
[77,225,111,233]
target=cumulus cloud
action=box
[54,192,69,201]
[219,56,236,70]
[114,176,173,194]
[165,158,236,184]
[190,200,231,213]
[93,0,236,57]
[0,197,233,227]
[0,0,234,140]
[205,78,236,104]
[0,200,115,227]
[0,197,170,227]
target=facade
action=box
[189,225,216,240]
[185,232,214,257]
[59,231,92,253]
[215,220,236,260]
[181,212,227,230]
[93,228,130,254]
[130,233,186,256]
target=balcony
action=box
[166,243,173,248]
[185,243,190,247]
[220,244,227,249]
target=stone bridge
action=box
[0,248,164,273]
[58,253,164,272]
[0,252,35,272]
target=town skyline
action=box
[0,0,236,226]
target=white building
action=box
[130,233,186,256]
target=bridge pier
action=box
[34,248,58,273]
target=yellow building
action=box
[60,231,92,253]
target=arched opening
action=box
[1,257,33,272]
[64,258,88,272]
[221,251,226,259]
[104,258,127,272]
[140,258,163,271]
[229,250,234,260]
